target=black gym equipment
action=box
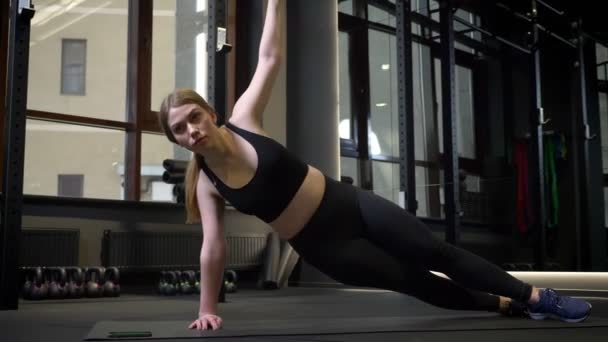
[179,271,195,295]
[28,267,47,301]
[423,0,606,270]
[20,266,46,300]
[162,159,188,173]
[46,267,68,299]
[103,267,121,297]
[85,267,105,298]
[65,267,85,299]
[160,271,178,296]
[224,269,238,293]
[157,269,228,301]
[0,0,35,310]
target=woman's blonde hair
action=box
[158,88,215,223]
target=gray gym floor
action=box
[1,287,607,341]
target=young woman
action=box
[158,0,591,331]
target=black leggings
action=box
[288,176,533,311]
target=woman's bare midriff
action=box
[268,165,326,240]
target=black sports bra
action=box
[200,122,309,223]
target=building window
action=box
[61,39,86,95]
[58,174,84,197]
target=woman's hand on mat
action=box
[189,314,223,330]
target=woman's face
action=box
[168,103,217,152]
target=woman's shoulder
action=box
[226,117,270,138]
[197,168,223,199]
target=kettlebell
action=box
[194,271,201,293]
[47,267,67,299]
[85,267,104,298]
[180,271,195,295]
[158,271,168,294]
[163,271,177,296]
[65,267,84,299]
[103,267,121,297]
[224,269,238,293]
[173,271,182,293]
[29,267,48,300]
[21,267,34,300]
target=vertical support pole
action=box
[439,0,460,244]
[575,20,607,271]
[125,0,152,201]
[351,0,372,190]
[529,0,547,270]
[396,0,417,213]
[207,0,229,125]
[1,0,35,310]
[0,0,10,193]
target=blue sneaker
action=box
[528,288,592,323]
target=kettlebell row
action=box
[157,269,238,296]
[20,266,121,300]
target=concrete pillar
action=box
[286,0,339,179]
[286,0,339,285]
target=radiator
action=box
[102,230,269,270]
[20,229,80,267]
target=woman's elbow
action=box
[260,53,281,68]
[200,240,226,262]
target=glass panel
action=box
[152,0,209,111]
[435,60,476,159]
[597,44,608,64]
[372,160,402,206]
[141,133,190,202]
[454,9,475,53]
[412,0,430,15]
[368,4,395,28]
[412,41,443,219]
[339,32,353,140]
[600,93,608,173]
[29,0,128,121]
[430,0,439,21]
[598,44,608,81]
[413,42,437,162]
[340,157,359,187]
[415,165,444,218]
[338,0,353,15]
[61,39,86,95]
[24,119,125,200]
[368,29,399,157]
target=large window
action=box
[29,0,128,120]
[338,0,485,220]
[434,60,476,159]
[22,0,216,202]
[24,120,125,200]
[369,29,399,158]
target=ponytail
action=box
[184,154,206,223]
